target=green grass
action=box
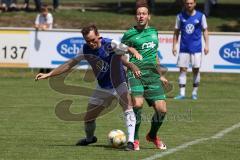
[0,69,240,160]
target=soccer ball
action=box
[108,129,126,148]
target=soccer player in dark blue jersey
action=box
[172,0,209,100]
[35,24,142,151]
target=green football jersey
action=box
[121,26,159,70]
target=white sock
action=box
[124,109,136,143]
[179,71,187,96]
[192,72,200,95]
[192,87,198,95]
[180,87,186,96]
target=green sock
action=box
[149,112,166,139]
[133,107,142,140]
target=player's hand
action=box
[133,70,141,79]
[204,46,209,55]
[160,76,168,86]
[35,73,50,81]
[172,46,177,56]
[130,63,141,78]
[160,76,172,93]
[134,52,143,60]
[41,26,47,31]
[156,65,168,76]
[128,47,143,60]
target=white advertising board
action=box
[0,28,239,73]
[0,30,30,68]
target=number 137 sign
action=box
[0,30,30,68]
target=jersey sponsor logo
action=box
[142,41,156,49]
[219,41,240,64]
[96,60,109,72]
[57,37,85,59]
[185,24,195,34]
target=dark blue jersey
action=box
[83,38,126,89]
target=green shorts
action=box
[128,70,166,106]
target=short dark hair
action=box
[184,0,196,2]
[41,4,48,12]
[81,24,99,37]
[40,6,48,13]
[135,0,150,14]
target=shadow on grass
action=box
[50,144,157,151]
[49,144,126,151]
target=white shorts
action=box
[88,82,128,107]
[177,52,202,68]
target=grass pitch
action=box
[0,69,239,160]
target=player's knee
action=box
[157,106,167,113]
[160,106,167,113]
[84,104,99,122]
[192,68,199,74]
[134,99,144,107]
[180,67,187,72]
[154,100,167,113]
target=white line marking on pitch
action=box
[143,122,240,160]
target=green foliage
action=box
[0,0,239,31]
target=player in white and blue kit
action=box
[172,0,209,100]
[35,24,142,151]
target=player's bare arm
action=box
[127,47,143,60]
[203,28,209,55]
[172,29,180,56]
[156,54,168,85]
[34,24,47,30]
[35,55,84,81]
[121,56,141,78]
[40,24,51,30]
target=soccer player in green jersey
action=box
[121,4,168,150]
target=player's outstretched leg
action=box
[76,103,105,146]
[76,121,98,146]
